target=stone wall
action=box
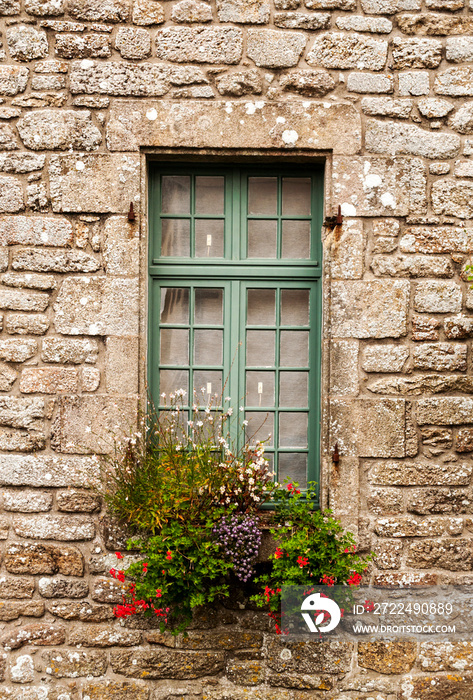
[0,0,472,698]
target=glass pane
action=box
[248,220,277,258]
[245,412,274,446]
[279,371,308,407]
[195,219,224,258]
[193,370,222,400]
[248,177,277,215]
[246,330,275,367]
[161,175,190,214]
[280,332,309,367]
[282,178,311,216]
[194,329,223,366]
[161,219,190,257]
[160,329,189,365]
[160,369,188,397]
[246,371,275,407]
[278,453,307,489]
[247,289,275,326]
[194,289,223,325]
[281,289,310,326]
[195,176,224,214]
[279,413,308,448]
[281,221,311,259]
[160,288,189,325]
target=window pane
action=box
[247,220,277,258]
[246,371,275,407]
[195,219,224,258]
[280,331,309,367]
[194,288,223,325]
[279,412,308,447]
[248,177,277,215]
[245,412,274,446]
[161,175,190,214]
[193,370,222,400]
[195,176,224,214]
[160,369,188,397]
[247,289,275,326]
[160,288,189,325]
[282,178,311,216]
[194,329,223,366]
[281,221,311,259]
[246,330,275,367]
[161,219,190,257]
[280,371,308,407]
[281,289,310,326]
[160,329,189,365]
[278,453,307,488]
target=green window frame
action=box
[148,163,324,496]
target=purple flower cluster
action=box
[213,513,262,582]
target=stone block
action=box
[18,110,101,152]
[368,487,403,515]
[54,277,139,336]
[110,649,225,679]
[413,343,467,371]
[279,69,334,96]
[49,154,140,214]
[0,288,48,312]
[0,66,28,97]
[375,516,462,537]
[435,67,473,96]
[13,515,95,540]
[81,680,150,700]
[418,397,473,425]
[103,216,139,275]
[361,0,419,10]
[0,396,43,428]
[132,0,164,25]
[156,27,242,64]
[0,428,45,452]
[400,226,473,254]
[414,281,462,313]
[106,100,361,154]
[406,538,473,570]
[2,623,66,651]
[447,37,473,63]
[419,642,473,673]
[55,33,111,58]
[226,660,265,686]
[2,273,56,290]
[368,373,473,395]
[397,12,473,35]
[0,576,34,598]
[217,0,270,22]
[391,37,442,69]
[5,542,83,575]
[373,572,438,587]
[69,625,141,647]
[330,340,358,395]
[266,638,352,674]
[449,103,473,134]
[457,428,473,452]
[355,399,405,458]
[0,176,23,212]
[57,490,101,512]
[180,631,263,650]
[408,488,471,514]
[20,367,79,393]
[399,71,429,96]
[105,336,139,394]
[0,216,73,246]
[0,0,20,13]
[12,248,100,273]
[42,338,99,364]
[0,601,44,622]
[68,0,130,21]
[433,179,473,218]
[0,454,99,487]
[307,32,387,70]
[43,649,107,678]
[327,218,363,279]
[7,26,48,61]
[274,11,330,29]
[336,16,392,32]
[26,0,65,14]
[331,280,409,338]
[305,0,354,6]
[358,640,416,673]
[429,162,450,175]
[418,98,453,119]
[366,119,460,159]
[172,0,213,22]
[70,61,169,96]
[115,27,151,59]
[10,654,34,683]
[215,69,262,96]
[81,366,100,392]
[370,254,453,278]
[332,156,426,216]
[362,345,409,372]
[0,363,17,390]
[421,426,453,449]
[32,75,66,91]
[361,97,412,118]
[454,160,473,176]
[48,601,114,622]
[247,29,306,68]
[3,490,52,512]
[51,395,138,454]
[369,460,472,485]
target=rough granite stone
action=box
[80,681,149,700]
[132,0,164,24]
[435,67,473,96]
[358,640,416,674]
[172,0,212,22]
[55,34,111,59]
[25,0,65,15]
[5,313,50,335]
[217,0,270,23]
[156,27,243,64]
[307,32,387,70]
[0,339,37,363]
[110,649,225,679]
[5,542,83,575]
[361,0,419,11]
[68,0,130,22]
[336,15,392,31]
[399,71,429,96]
[400,226,473,253]
[69,625,141,647]
[365,119,460,159]
[3,490,52,512]
[446,36,473,63]
[413,343,467,371]
[347,72,393,94]
[417,397,473,425]
[12,248,100,273]
[115,27,151,59]
[274,11,330,29]
[361,97,413,118]
[391,37,442,69]
[397,12,473,36]
[57,490,101,512]
[0,67,29,97]
[42,338,98,364]
[247,29,306,68]
[449,102,473,134]
[215,69,262,96]
[7,26,48,61]
[43,649,108,678]
[362,345,409,372]
[369,460,472,485]
[414,281,462,313]
[418,98,454,118]
[370,254,453,278]
[280,69,335,96]
[2,623,66,651]
[407,538,473,570]
[0,176,23,213]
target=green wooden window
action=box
[149,164,323,491]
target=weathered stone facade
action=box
[0,0,471,698]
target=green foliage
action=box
[467,263,473,288]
